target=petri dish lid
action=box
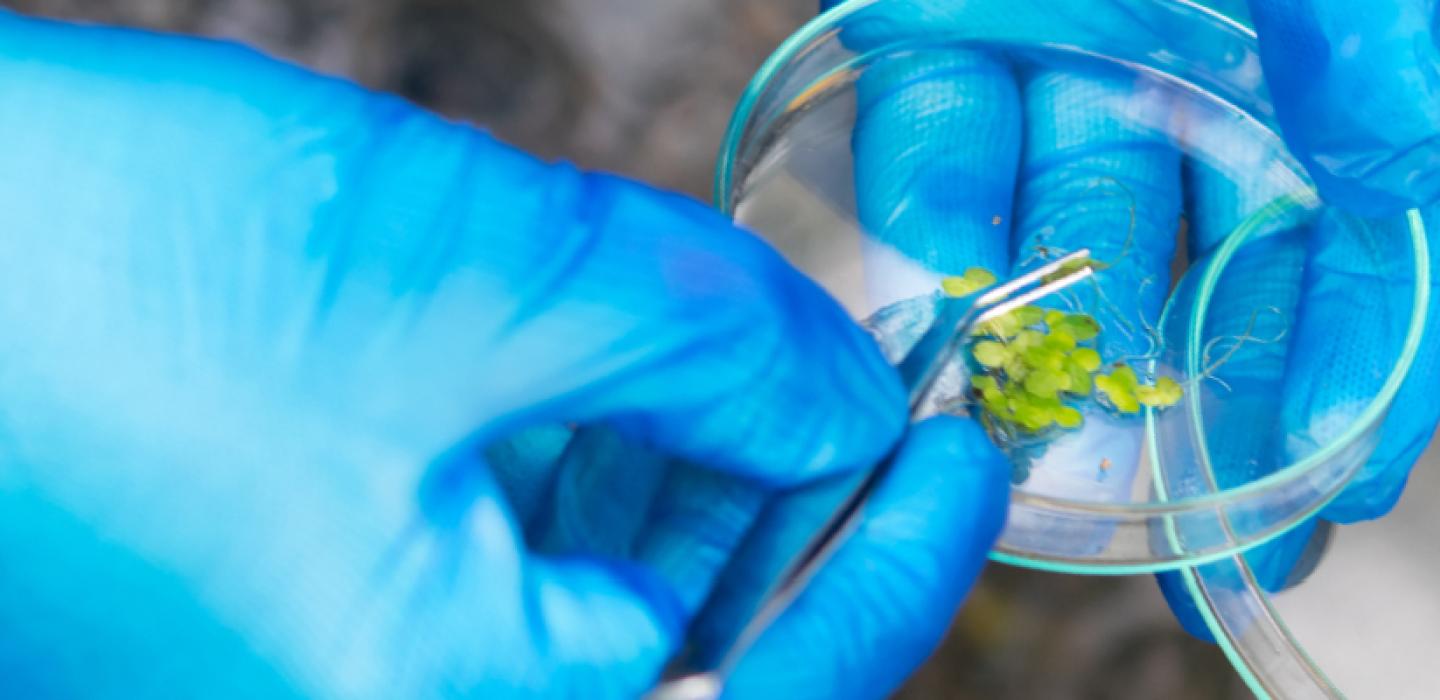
[717,0,1429,573]
[1179,436,1440,699]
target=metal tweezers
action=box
[648,249,1095,700]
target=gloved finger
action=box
[379,467,685,698]
[1012,65,1181,364]
[1153,151,1318,628]
[524,427,772,617]
[482,424,575,526]
[1177,157,1311,593]
[1248,0,1440,214]
[851,47,1022,306]
[717,416,1008,699]
[1003,64,1181,508]
[1179,164,1306,477]
[526,427,672,553]
[1157,206,1426,635]
[1157,517,1332,641]
[1154,161,1428,633]
[0,13,904,493]
[628,460,772,614]
[1329,234,1440,518]
[1156,567,1217,642]
[1296,209,1437,522]
[411,170,906,494]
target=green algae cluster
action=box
[940,266,1182,438]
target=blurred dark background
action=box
[4,1,1251,697]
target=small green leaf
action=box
[1065,361,1093,396]
[1096,373,1140,414]
[1136,376,1184,408]
[977,305,1049,339]
[1025,393,1064,411]
[1056,370,1074,391]
[1156,376,1184,403]
[1105,388,1140,414]
[1024,369,1067,398]
[1022,345,1066,372]
[1109,364,1139,390]
[972,374,1006,404]
[1004,356,1030,381]
[1056,313,1101,341]
[1135,386,1163,406]
[977,313,1023,339]
[1054,405,1083,428]
[972,340,1008,368]
[1014,305,1045,327]
[1110,390,1141,414]
[972,374,999,393]
[1044,329,1077,351]
[1072,347,1102,372]
[1013,400,1053,432]
[981,387,1009,415]
[942,267,998,297]
[1042,255,1110,284]
[1012,329,1045,352]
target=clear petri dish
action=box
[716,0,1428,573]
[1179,437,1440,699]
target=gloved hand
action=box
[1246,0,1440,215]
[1158,0,1440,638]
[0,11,1009,699]
[816,0,1440,639]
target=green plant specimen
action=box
[940,267,998,297]
[941,266,1184,440]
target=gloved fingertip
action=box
[870,417,1012,595]
[483,424,576,526]
[1244,517,1321,593]
[1324,387,1438,523]
[601,559,690,643]
[1155,518,1327,646]
[852,50,1021,280]
[894,415,1011,538]
[739,294,911,484]
[906,413,1004,461]
[525,555,686,694]
[1157,570,1217,643]
[720,415,1008,700]
[1322,469,1412,523]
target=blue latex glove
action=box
[0,12,1009,699]
[816,0,1440,639]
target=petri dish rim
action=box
[1176,210,1431,698]
[712,0,1430,535]
[1179,558,1342,698]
